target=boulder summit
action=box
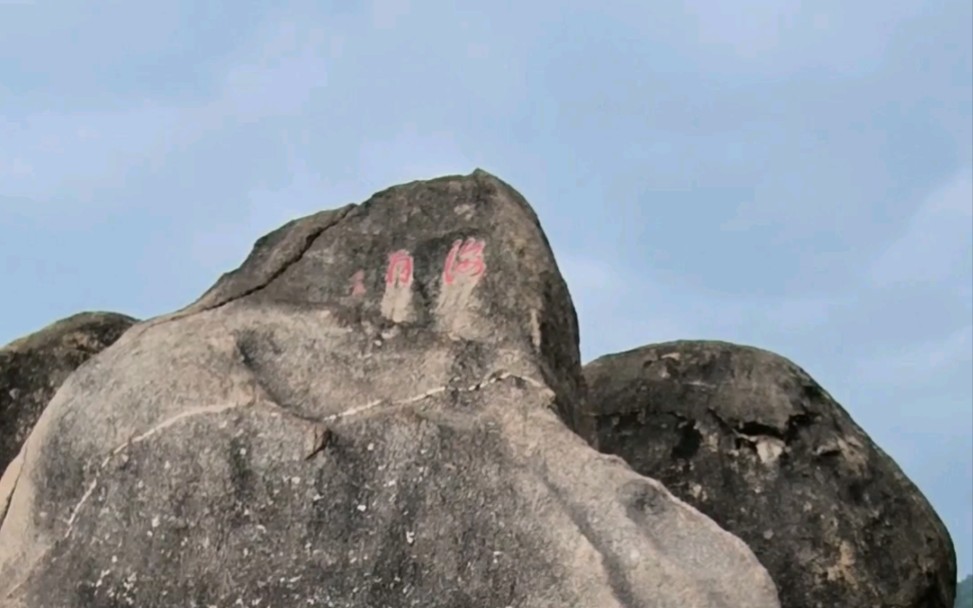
[0,171,779,607]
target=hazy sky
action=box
[2,0,970,576]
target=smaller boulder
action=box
[0,312,138,475]
[582,340,957,608]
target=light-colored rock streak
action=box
[104,402,247,465]
[321,371,545,423]
[65,401,251,538]
[64,479,98,529]
[60,371,546,539]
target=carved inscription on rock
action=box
[436,237,487,338]
[380,249,415,323]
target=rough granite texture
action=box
[582,340,957,608]
[0,172,780,608]
[0,312,137,476]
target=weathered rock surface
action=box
[0,312,137,476]
[0,172,780,607]
[582,340,957,608]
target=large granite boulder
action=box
[0,172,780,607]
[582,340,957,608]
[0,312,137,475]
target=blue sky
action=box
[1,0,970,576]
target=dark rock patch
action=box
[582,339,957,608]
[0,311,137,475]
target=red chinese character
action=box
[349,270,367,296]
[443,238,486,286]
[385,250,414,287]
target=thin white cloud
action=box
[871,170,973,287]
[0,14,338,203]
[370,0,411,30]
[854,323,973,389]
[555,248,852,361]
[0,106,183,201]
[679,0,803,60]
[675,0,925,74]
[216,19,332,120]
[0,157,32,178]
[557,251,623,295]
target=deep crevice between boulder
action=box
[663,412,704,460]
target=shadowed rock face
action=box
[582,340,957,608]
[0,172,780,608]
[0,312,137,475]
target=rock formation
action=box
[0,312,137,475]
[582,340,957,608]
[0,172,780,607]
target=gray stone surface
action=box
[0,312,137,476]
[0,172,780,607]
[582,340,956,608]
